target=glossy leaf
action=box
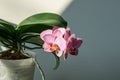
[24,36,43,46]
[0,19,16,33]
[0,26,13,40]
[0,36,11,44]
[0,19,16,41]
[21,33,39,41]
[16,13,67,33]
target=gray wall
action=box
[34,0,120,80]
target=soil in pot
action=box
[0,50,29,60]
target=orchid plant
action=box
[0,13,83,80]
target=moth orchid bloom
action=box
[64,28,83,59]
[40,27,66,57]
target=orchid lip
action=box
[50,44,59,51]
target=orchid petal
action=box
[55,37,66,51]
[64,27,71,41]
[69,48,78,56]
[57,28,65,35]
[40,30,52,40]
[56,50,63,57]
[69,34,82,48]
[66,34,75,48]
[64,50,68,60]
[53,30,62,38]
[75,38,83,48]
[43,43,52,52]
[53,28,65,37]
[43,34,55,43]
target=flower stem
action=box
[33,58,45,80]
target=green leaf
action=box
[24,36,43,46]
[20,33,43,46]
[52,52,60,70]
[21,33,39,41]
[0,19,16,33]
[0,36,13,48]
[0,26,13,40]
[0,19,16,41]
[0,36,6,42]
[16,13,67,33]
[22,45,41,50]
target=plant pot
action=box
[0,46,35,80]
[0,57,35,80]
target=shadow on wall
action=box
[62,0,120,80]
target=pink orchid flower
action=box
[64,28,83,59]
[40,27,66,57]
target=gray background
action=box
[34,0,120,80]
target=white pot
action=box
[0,58,35,80]
[0,47,35,80]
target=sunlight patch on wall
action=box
[0,0,73,24]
